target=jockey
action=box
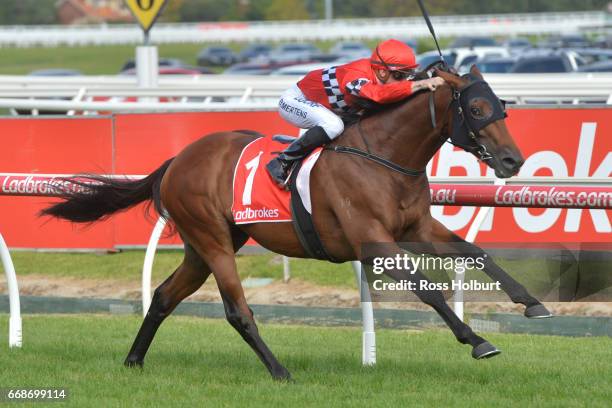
[267,38,445,185]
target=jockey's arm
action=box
[343,76,445,104]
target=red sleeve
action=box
[342,73,414,104]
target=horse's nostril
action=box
[502,157,517,169]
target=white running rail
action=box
[0,233,21,348]
[1,73,612,112]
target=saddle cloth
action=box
[231,136,322,224]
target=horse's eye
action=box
[471,107,482,117]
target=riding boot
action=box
[266,126,332,186]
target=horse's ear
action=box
[435,68,464,88]
[470,64,484,80]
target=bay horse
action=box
[42,66,551,380]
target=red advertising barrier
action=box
[0,108,610,249]
[428,109,611,242]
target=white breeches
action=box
[278,84,345,139]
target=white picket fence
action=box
[0,11,606,47]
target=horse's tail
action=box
[40,158,174,223]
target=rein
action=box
[323,144,425,177]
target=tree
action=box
[160,0,184,22]
[0,0,57,25]
[179,0,230,22]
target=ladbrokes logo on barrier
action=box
[0,176,88,195]
[494,186,611,208]
[233,207,280,221]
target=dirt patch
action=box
[2,275,611,316]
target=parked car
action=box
[237,44,272,62]
[223,62,277,75]
[509,50,585,73]
[328,41,371,61]
[454,47,510,74]
[538,35,591,49]
[119,58,212,74]
[502,38,532,55]
[417,51,454,69]
[578,60,612,72]
[594,35,612,49]
[450,36,498,48]
[474,56,518,73]
[267,43,323,65]
[197,46,237,66]
[417,47,509,73]
[570,48,612,65]
[121,58,183,72]
[270,62,332,76]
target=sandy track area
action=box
[3,275,611,317]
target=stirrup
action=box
[279,163,298,189]
[267,158,296,190]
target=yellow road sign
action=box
[125,0,168,33]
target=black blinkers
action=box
[449,77,507,161]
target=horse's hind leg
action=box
[124,242,212,367]
[182,224,290,380]
[426,219,552,318]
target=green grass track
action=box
[0,314,609,407]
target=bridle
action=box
[326,69,508,177]
[441,76,508,162]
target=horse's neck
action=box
[345,87,451,171]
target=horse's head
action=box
[436,66,524,178]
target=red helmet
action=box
[370,39,417,72]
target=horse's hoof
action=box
[525,304,553,319]
[124,357,143,368]
[472,341,501,360]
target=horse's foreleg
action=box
[426,219,552,318]
[355,225,499,359]
[124,243,210,367]
[381,259,500,358]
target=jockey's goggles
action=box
[390,69,417,81]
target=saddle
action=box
[272,135,339,263]
[232,135,337,262]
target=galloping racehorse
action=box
[42,66,551,380]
